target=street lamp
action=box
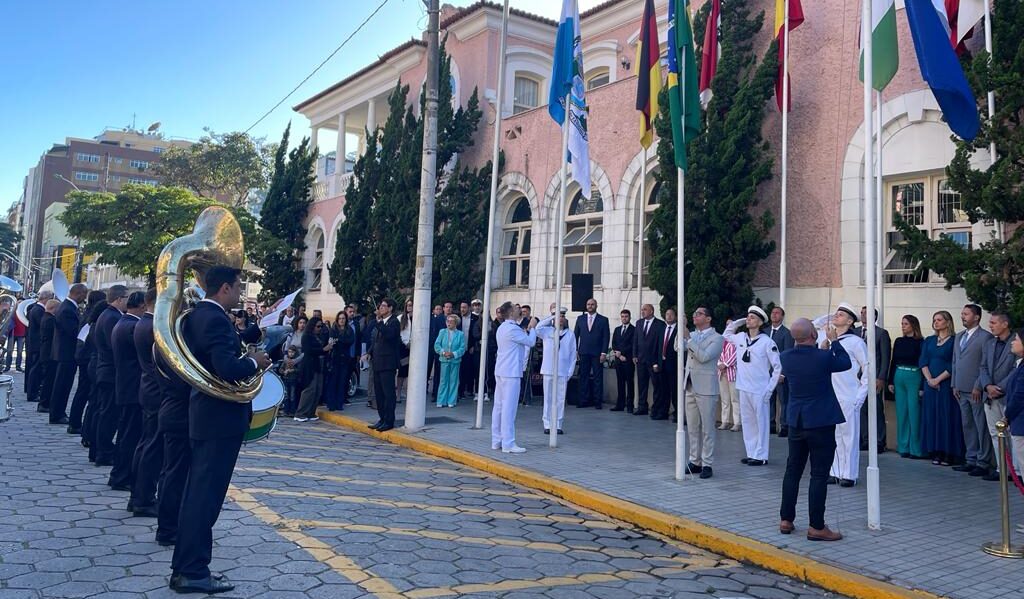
[53,173,81,192]
[52,174,84,283]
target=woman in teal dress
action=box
[434,314,466,408]
[919,310,964,466]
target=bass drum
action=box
[0,374,14,423]
[244,371,284,444]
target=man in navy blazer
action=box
[108,290,146,492]
[170,266,270,595]
[574,298,610,409]
[129,289,163,518]
[24,290,52,400]
[93,286,129,466]
[778,319,850,542]
[48,283,88,426]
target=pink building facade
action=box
[294,0,994,329]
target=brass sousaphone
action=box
[153,206,264,403]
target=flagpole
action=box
[474,0,509,430]
[637,146,646,311]
[552,91,571,449]
[862,0,881,531]
[675,166,686,481]
[875,89,884,329]
[983,0,1001,242]
[779,0,790,310]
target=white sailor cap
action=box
[558,306,568,314]
[835,302,859,323]
[748,305,768,323]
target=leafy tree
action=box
[896,0,1024,322]
[0,222,22,258]
[249,123,317,303]
[331,41,485,307]
[152,130,269,205]
[647,3,778,320]
[59,185,213,286]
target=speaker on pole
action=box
[570,273,593,312]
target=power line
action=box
[245,0,393,133]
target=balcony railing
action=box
[311,173,355,202]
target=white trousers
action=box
[492,376,521,450]
[542,374,567,430]
[738,390,769,460]
[685,392,718,466]
[1012,436,1024,474]
[718,375,738,426]
[831,400,861,481]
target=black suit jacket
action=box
[370,315,402,371]
[612,324,635,360]
[133,313,163,412]
[156,351,192,435]
[94,306,123,384]
[182,301,258,440]
[112,313,142,406]
[575,313,611,357]
[660,324,679,369]
[38,313,56,363]
[53,299,80,362]
[633,317,665,366]
[26,302,44,353]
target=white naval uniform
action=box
[493,320,537,450]
[536,316,577,430]
[829,332,869,481]
[723,321,781,461]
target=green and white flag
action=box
[860,0,898,91]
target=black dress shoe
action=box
[133,506,158,518]
[826,476,839,485]
[544,429,550,434]
[376,424,394,432]
[741,458,751,464]
[169,574,235,594]
[983,471,1001,481]
[67,426,81,435]
[94,460,113,467]
[900,452,910,458]
[368,421,382,429]
[952,464,974,472]
[839,478,857,487]
[746,459,767,466]
[610,407,625,412]
[50,416,69,425]
[557,429,564,435]
[685,462,702,475]
[110,484,131,492]
[650,415,667,421]
[700,466,713,479]
[969,466,989,477]
[778,428,788,438]
[156,536,176,547]
[36,404,49,413]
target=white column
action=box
[310,126,320,155]
[335,112,347,186]
[366,98,377,138]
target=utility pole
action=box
[404,0,440,432]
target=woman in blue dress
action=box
[919,310,964,466]
[434,314,466,408]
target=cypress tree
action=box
[647,2,778,320]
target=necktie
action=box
[663,326,672,356]
[588,314,593,331]
[960,333,968,350]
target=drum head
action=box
[251,371,284,411]
[0,375,13,385]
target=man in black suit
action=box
[170,266,269,594]
[654,308,680,421]
[24,289,53,399]
[611,310,636,412]
[69,290,106,437]
[94,285,129,467]
[575,298,610,409]
[632,303,665,417]
[129,288,162,518]
[34,300,59,412]
[108,291,146,492]
[369,298,401,432]
[457,301,482,399]
[859,306,891,452]
[48,283,88,426]
[155,342,193,547]
[765,307,795,436]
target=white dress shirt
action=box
[536,316,577,377]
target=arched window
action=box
[306,228,325,291]
[501,197,532,288]
[586,68,610,90]
[635,180,661,281]
[883,174,970,284]
[564,187,603,285]
[513,73,542,114]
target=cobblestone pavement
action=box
[0,377,849,598]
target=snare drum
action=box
[245,371,284,444]
[0,374,14,423]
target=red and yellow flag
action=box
[774,0,805,112]
[635,0,661,149]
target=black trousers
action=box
[94,381,118,464]
[156,431,190,543]
[48,360,77,422]
[859,393,888,448]
[614,361,635,411]
[458,352,478,396]
[171,434,243,579]
[428,350,440,395]
[635,362,657,414]
[653,366,676,419]
[69,364,91,430]
[771,382,790,430]
[374,367,397,427]
[109,404,142,488]
[27,357,50,403]
[780,424,837,530]
[37,360,56,409]
[577,355,603,407]
[131,405,163,509]
[24,349,37,393]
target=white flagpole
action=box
[779,0,790,310]
[862,0,881,530]
[474,0,510,429]
[675,165,687,481]
[876,90,884,328]
[983,0,1001,241]
[551,91,571,449]
[638,146,646,311]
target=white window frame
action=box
[73,171,99,182]
[512,73,542,115]
[307,229,325,291]
[152,147,165,154]
[129,159,150,170]
[564,187,603,286]
[585,68,610,91]
[75,152,100,163]
[500,198,532,289]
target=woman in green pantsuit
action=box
[888,315,925,458]
[434,314,466,408]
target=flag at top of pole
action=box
[635,0,661,149]
[859,0,898,91]
[903,0,980,140]
[774,0,805,111]
[549,0,591,199]
[667,0,701,170]
[698,0,721,109]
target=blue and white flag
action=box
[903,0,980,140]
[548,0,591,199]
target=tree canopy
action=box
[152,130,269,205]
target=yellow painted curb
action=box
[316,409,940,599]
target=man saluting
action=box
[169,266,270,594]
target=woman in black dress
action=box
[294,317,334,422]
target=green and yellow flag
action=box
[666,0,701,170]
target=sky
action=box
[0,0,603,215]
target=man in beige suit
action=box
[681,307,724,479]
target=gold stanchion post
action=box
[982,420,1024,558]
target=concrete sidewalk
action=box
[325,396,1024,599]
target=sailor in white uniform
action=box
[493,301,537,454]
[723,306,781,465]
[820,302,869,486]
[536,308,577,434]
